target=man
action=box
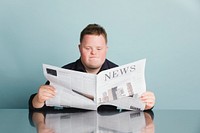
[29,24,155,111]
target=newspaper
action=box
[43,59,146,111]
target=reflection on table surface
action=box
[0,109,200,133]
[30,110,154,133]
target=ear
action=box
[106,45,108,52]
[78,44,81,52]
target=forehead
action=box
[81,35,106,46]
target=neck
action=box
[85,68,100,74]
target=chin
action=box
[87,63,102,69]
[89,65,101,69]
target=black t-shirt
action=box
[28,58,118,111]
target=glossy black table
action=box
[0,109,199,133]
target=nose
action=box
[91,48,96,55]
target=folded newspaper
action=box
[43,59,146,111]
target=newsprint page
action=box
[43,59,146,111]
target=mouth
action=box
[89,57,99,62]
[89,56,98,59]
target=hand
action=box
[32,85,56,108]
[140,91,155,110]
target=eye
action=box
[85,47,90,50]
[97,47,102,50]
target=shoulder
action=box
[99,59,118,72]
[105,59,118,68]
[62,61,77,69]
[61,58,86,72]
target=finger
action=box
[43,89,56,96]
[40,85,56,96]
[45,85,56,92]
[142,99,155,104]
[141,99,152,105]
[42,95,54,101]
[42,91,56,98]
[141,96,155,101]
[144,99,155,109]
[38,86,56,102]
[141,92,155,100]
[145,103,154,110]
[141,91,154,97]
[140,96,155,107]
[39,92,55,102]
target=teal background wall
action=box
[0,0,200,109]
